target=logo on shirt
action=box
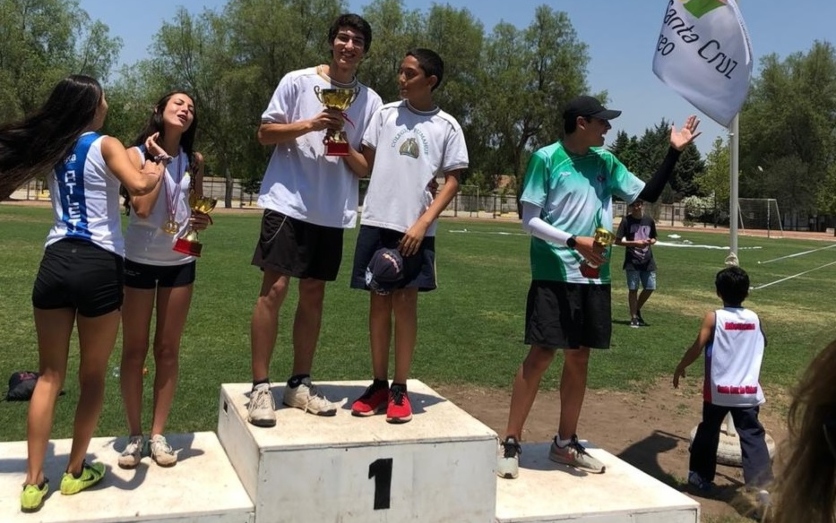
[399,138,420,159]
[724,322,756,331]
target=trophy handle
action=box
[348,86,360,106]
[313,85,323,103]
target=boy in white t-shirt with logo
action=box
[349,48,469,423]
[673,266,773,498]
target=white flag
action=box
[652,0,753,128]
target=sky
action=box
[77,0,836,154]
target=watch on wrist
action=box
[566,236,577,249]
[153,153,173,165]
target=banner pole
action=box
[729,114,739,260]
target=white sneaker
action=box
[150,434,177,467]
[283,377,338,416]
[497,437,521,479]
[548,435,606,473]
[248,383,277,427]
[118,435,144,469]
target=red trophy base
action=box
[173,238,203,257]
[579,262,600,279]
[325,141,349,156]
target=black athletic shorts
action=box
[32,238,124,317]
[124,259,196,289]
[524,280,612,349]
[251,209,343,281]
[350,225,437,292]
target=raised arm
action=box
[637,115,702,203]
[101,136,162,196]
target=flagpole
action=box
[729,114,739,262]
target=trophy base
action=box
[324,141,350,156]
[579,263,600,279]
[174,238,203,257]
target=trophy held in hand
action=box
[579,227,615,279]
[313,85,359,156]
[173,193,217,257]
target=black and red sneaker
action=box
[351,382,389,417]
[386,385,412,424]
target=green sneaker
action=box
[20,479,49,512]
[60,461,105,495]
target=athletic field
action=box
[1,205,833,442]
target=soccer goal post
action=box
[738,198,784,238]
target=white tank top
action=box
[45,133,124,255]
[124,147,194,265]
[704,307,766,407]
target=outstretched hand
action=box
[670,115,702,151]
[145,132,167,159]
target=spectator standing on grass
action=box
[673,266,773,508]
[615,198,658,328]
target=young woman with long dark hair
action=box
[0,75,167,512]
[118,91,210,468]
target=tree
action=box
[696,136,731,204]
[0,0,121,123]
[740,41,836,216]
[472,6,591,181]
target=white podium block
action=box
[0,432,253,523]
[496,442,700,523]
[217,380,497,523]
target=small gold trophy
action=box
[313,86,359,156]
[173,194,217,257]
[579,227,616,278]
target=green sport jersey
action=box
[520,142,644,284]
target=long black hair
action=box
[0,75,103,201]
[122,91,199,214]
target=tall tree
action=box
[473,6,591,181]
[0,0,121,122]
[740,41,836,215]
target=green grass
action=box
[0,205,834,441]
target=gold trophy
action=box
[313,86,359,156]
[173,193,217,257]
[579,227,616,278]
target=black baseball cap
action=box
[365,248,404,295]
[563,95,622,121]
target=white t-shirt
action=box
[704,307,766,407]
[360,101,469,236]
[45,132,124,255]
[257,66,382,228]
[124,148,194,266]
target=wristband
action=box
[153,154,173,165]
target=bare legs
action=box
[27,308,120,484]
[503,346,591,441]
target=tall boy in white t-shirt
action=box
[349,48,469,423]
[673,266,773,496]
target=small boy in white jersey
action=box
[349,48,468,423]
[673,266,773,496]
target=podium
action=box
[217,380,498,523]
[495,442,700,523]
[0,432,254,523]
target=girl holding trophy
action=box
[0,75,166,512]
[118,91,210,469]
